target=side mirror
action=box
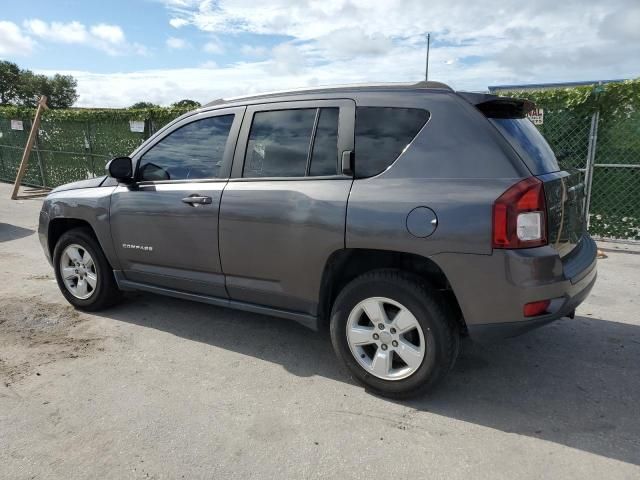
[106,156,133,182]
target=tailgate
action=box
[463,93,589,258]
[486,114,587,258]
[539,170,587,258]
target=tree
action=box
[130,101,160,109]
[0,61,21,105]
[0,61,78,108]
[172,99,201,108]
[16,70,49,107]
[48,74,79,108]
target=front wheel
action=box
[53,227,122,311]
[330,270,459,398]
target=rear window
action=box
[490,118,560,175]
[355,107,429,178]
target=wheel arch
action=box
[317,248,466,334]
[48,218,116,269]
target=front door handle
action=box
[182,195,212,205]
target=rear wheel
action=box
[330,270,458,398]
[53,227,122,311]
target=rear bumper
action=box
[466,264,596,341]
[433,234,598,342]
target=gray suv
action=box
[38,82,597,397]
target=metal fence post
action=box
[33,126,46,188]
[0,148,5,180]
[84,120,96,178]
[583,110,600,228]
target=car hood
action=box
[50,176,108,193]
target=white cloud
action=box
[24,19,88,44]
[26,0,640,108]
[163,0,639,87]
[599,8,640,42]
[269,43,306,75]
[90,24,126,45]
[166,37,189,49]
[202,40,224,54]
[314,28,394,60]
[0,21,35,56]
[240,44,267,57]
[131,43,150,56]
[23,19,145,56]
[169,18,190,28]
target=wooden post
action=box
[10,96,48,200]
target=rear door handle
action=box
[182,195,212,205]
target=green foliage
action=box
[46,74,79,109]
[129,101,160,109]
[0,61,79,108]
[172,99,201,108]
[589,212,640,241]
[0,105,193,187]
[0,106,192,122]
[0,61,20,105]
[495,78,640,117]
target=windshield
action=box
[490,118,560,175]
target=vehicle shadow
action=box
[100,292,640,466]
[0,223,34,242]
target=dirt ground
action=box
[1,181,639,479]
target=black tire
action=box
[53,227,122,311]
[330,269,459,399]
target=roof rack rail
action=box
[204,81,453,107]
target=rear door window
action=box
[355,107,429,178]
[489,118,560,174]
[243,107,340,178]
[309,108,339,176]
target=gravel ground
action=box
[1,182,639,479]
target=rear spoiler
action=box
[457,92,535,119]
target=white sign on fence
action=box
[10,119,24,131]
[129,120,145,133]
[527,108,544,125]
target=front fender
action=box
[40,186,120,269]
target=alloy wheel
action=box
[59,243,98,300]
[346,296,426,381]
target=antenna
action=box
[425,33,431,82]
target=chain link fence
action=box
[0,116,178,189]
[586,108,640,241]
[1,100,639,241]
[533,107,640,241]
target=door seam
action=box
[219,106,246,299]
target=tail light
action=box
[523,300,551,317]
[493,177,547,249]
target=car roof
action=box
[203,81,453,108]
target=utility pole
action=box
[425,33,431,82]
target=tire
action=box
[53,227,122,311]
[330,269,459,398]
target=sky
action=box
[0,0,638,108]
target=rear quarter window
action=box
[355,107,429,178]
[490,118,560,175]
